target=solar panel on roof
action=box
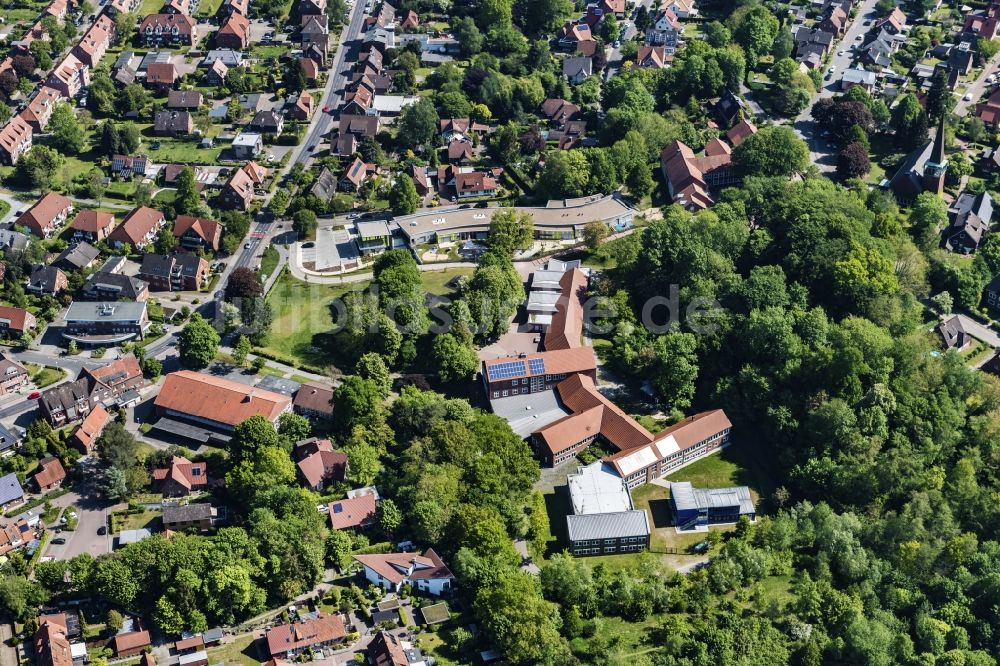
[528,358,546,375]
[487,360,526,380]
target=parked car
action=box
[51,538,66,545]
[97,526,107,535]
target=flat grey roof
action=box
[151,417,230,444]
[356,220,392,238]
[395,195,633,240]
[568,462,633,515]
[567,510,650,541]
[64,301,147,322]
[671,482,755,515]
[255,375,301,396]
[526,290,561,312]
[489,390,570,439]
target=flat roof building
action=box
[670,481,755,530]
[565,462,650,557]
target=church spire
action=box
[931,110,946,166]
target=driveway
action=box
[955,51,1000,117]
[954,312,1000,348]
[44,466,113,561]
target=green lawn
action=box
[29,365,67,388]
[139,0,164,15]
[148,137,224,164]
[195,0,224,16]
[575,615,663,661]
[262,268,472,370]
[664,442,774,505]
[206,633,261,666]
[111,509,161,533]
[259,246,279,279]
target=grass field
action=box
[207,634,261,666]
[111,509,161,533]
[28,364,67,388]
[259,246,279,279]
[139,0,164,16]
[262,267,472,370]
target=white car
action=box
[964,92,974,101]
[828,65,836,73]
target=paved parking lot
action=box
[311,225,359,270]
[43,466,113,561]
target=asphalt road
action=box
[44,472,113,561]
[792,0,880,172]
[215,0,370,291]
[605,0,656,80]
[955,52,1000,117]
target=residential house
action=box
[173,215,221,251]
[328,493,376,529]
[446,140,474,163]
[175,637,204,655]
[301,15,329,51]
[112,630,151,658]
[108,207,166,251]
[340,158,368,192]
[162,503,215,530]
[62,302,150,345]
[52,242,100,272]
[33,456,66,491]
[139,253,210,291]
[0,353,29,396]
[0,230,29,257]
[220,164,256,209]
[71,403,111,454]
[947,44,975,77]
[310,167,338,199]
[206,59,228,85]
[984,272,1000,312]
[841,67,877,92]
[299,0,327,15]
[216,13,250,50]
[399,9,418,30]
[793,26,834,59]
[231,132,263,160]
[111,154,149,178]
[290,91,314,120]
[977,90,1000,127]
[890,114,948,200]
[163,0,190,14]
[295,439,347,491]
[152,370,292,444]
[820,6,848,35]
[563,56,593,84]
[646,9,682,52]
[670,482,755,529]
[946,190,993,253]
[26,266,68,296]
[300,57,319,83]
[339,114,379,138]
[70,210,115,242]
[293,381,335,418]
[152,455,208,496]
[447,169,498,199]
[80,270,150,302]
[0,117,33,165]
[39,355,144,427]
[937,315,972,350]
[153,110,192,136]
[73,14,115,67]
[659,120,755,211]
[19,192,73,239]
[439,118,489,142]
[875,6,907,34]
[635,46,671,69]
[354,549,456,595]
[249,110,284,135]
[0,473,24,510]
[34,615,73,666]
[139,14,196,45]
[47,54,89,98]
[964,5,1000,40]
[557,21,592,51]
[220,0,248,15]
[0,306,37,338]
[341,86,374,116]
[146,62,177,89]
[19,86,61,132]
[540,98,581,126]
[265,614,346,659]
[367,632,425,666]
[167,90,203,110]
[664,0,697,19]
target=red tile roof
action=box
[34,456,66,488]
[0,306,35,332]
[108,207,165,248]
[71,210,115,234]
[35,615,71,666]
[353,549,454,585]
[155,370,291,426]
[73,403,111,451]
[328,494,376,529]
[265,614,346,657]
[113,630,151,655]
[545,268,587,351]
[298,449,347,488]
[173,215,222,250]
[151,455,207,491]
[20,192,73,237]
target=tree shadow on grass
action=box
[543,485,572,558]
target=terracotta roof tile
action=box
[328,494,375,529]
[154,370,291,426]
